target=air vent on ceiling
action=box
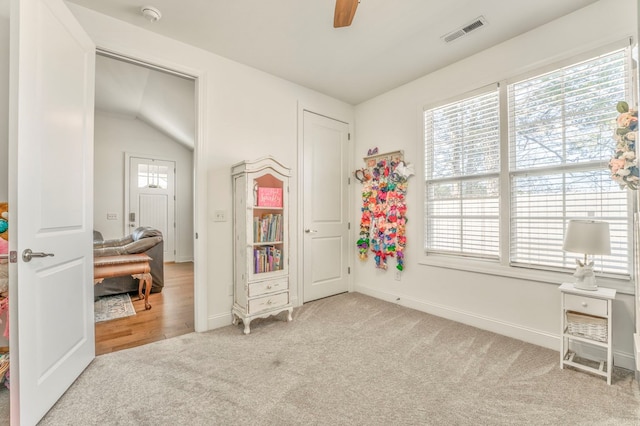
[441,16,488,43]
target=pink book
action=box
[257,187,282,207]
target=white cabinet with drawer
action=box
[231,157,293,334]
[248,278,288,298]
[559,283,616,384]
[564,293,608,317]
[248,291,290,315]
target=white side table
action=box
[559,283,616,384]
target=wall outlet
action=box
[106,213,118,220]
[213,210,227,222]
[395,270,402,281]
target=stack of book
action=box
[253,213,283,243]
[254,246,282,273]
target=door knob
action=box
[304,229,318,233]
[22,249,55,262]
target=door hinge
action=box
[348,177,351,185]
[348,267,351,274]
[174,250,176,255]
[348,222,351,230]
[348,133,351,141]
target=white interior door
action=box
[9,0,95,424]
[128,156,175,262]
[302,111,350,302]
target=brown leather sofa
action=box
[93,227,164,298]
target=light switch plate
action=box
[106,213,118,220]
[213,210,227,222]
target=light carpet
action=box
[94,293,136,323]
[38,293,639,425]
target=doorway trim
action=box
[296,102,355,306]
[96,47,208,332]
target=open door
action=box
[9,0,95,424]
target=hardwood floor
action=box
[95,261,194,355]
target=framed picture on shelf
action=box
[257,187,283,207]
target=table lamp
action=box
[562,219,611,291]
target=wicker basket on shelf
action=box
[566,310,608,342]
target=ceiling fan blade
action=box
[334,0,359,28]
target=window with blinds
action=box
[424,88,500,258]
[509,48,630,276]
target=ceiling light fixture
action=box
[141,6,162,23]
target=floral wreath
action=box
[608,101,639,190]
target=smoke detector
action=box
[441,16,488,43]
[141,6,162,22]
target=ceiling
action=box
[95,55,195,149]
[67,0,600,105]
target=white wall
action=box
[353,0,637,369]
[66,3,355,329]
[93,111,194,261]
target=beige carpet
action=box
[34,292,640,425]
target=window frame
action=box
[420,40,635,294]
[424,84,501,260]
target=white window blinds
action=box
[424,88,500,258]
[509,48,630,276]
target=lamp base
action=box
[573,280,598,291]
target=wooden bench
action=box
[94,253,153,310]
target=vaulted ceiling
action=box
[94,55,195,150]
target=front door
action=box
[9,0,95,424]
[128,156,176,262]
[302,111,350,302]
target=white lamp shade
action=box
[563,220,611,255]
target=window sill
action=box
[418,255,635,295]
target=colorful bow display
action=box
[357,155,411,271]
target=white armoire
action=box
[231,156,293,334]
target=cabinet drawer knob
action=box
[581,302,588,307]
[266,285,272,289]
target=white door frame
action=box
[96,47,208,332]
[296,103,355,306]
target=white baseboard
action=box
[634,333,640,371]
[354,285,636,371]
[207,311,233,330]
[174,255,194,263]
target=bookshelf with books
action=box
[231,156,292,334]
